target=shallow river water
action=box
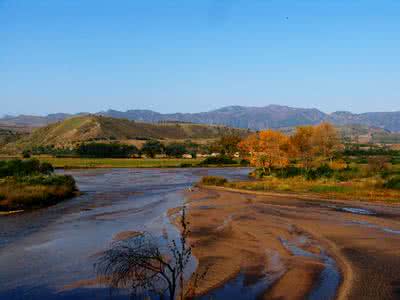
[0,168,250,300]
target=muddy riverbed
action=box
[184,187,400,300]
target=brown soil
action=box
[112,230,142,242]
[181,186,400,299]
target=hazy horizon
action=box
[2,1,400,115]
[3,103,400,119]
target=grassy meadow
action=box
[225,176,400,203]
[34,156,204,168]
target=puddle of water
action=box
[279,236,340,300]
[340,207,375,215]
[348,220,400,235]
[326,205,375,215]
[307,251,340,300]
[196,273,270,300]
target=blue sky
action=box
[1,0,399,115]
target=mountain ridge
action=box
[2,105,400,132]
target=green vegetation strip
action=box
[0,159,78,212]
[199,175,400,203]
[36,157,204,168]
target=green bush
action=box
[165,143,187,158]
[304,169,317,181]
[274,166,302,178]
[384,176,400,190]
[239,159,250,166]
[39,162,54,175]
[0,159,54,178]
[179,163,193,168]
[333,166,361,181]
[315,164,334,178]
[16,175,77,189]
[141,140,164,158]
[303,165,334,181]
[199,156,237,166]
[200,176,228,186]
[22,150,31,158]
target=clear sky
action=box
[1,0,399,116]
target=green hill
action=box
[8,115,249,150]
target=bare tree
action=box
[96,207,203,300]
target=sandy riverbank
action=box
[179,186,400,299]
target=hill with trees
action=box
[3,115,249,151]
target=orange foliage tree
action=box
[239,122,343,172]
[289,126,315,169]
[239,129,289,173]
[311,122,343,162]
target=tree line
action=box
[239,122,343,173]
[26,140,206,159]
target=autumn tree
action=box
[289,126,315,169]
[311,122,343,162]
[239,130,289,173]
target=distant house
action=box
[210,152,220,157]
[182,154,192,159]
[357,134,372,144]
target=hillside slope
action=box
[11,115,249,148]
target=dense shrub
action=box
[77,143,138,158]
[200,176,228,186]
[0,159,54,178]
[22,150,31,158]
[39,162,54,175]
[384,176,400,190]
[165,143,187,158]
[274,166,302,178]
[16,174,76,189]
[304,169,318,181]
[179,163,193,168]
[239,159,250,166]
[199,156,237,166]
[315,164,334,178]
[141,140,164,158]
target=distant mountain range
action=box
[1,105,400,132]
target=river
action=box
[0,168,250,300]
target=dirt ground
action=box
[182,186,400,299]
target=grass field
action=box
[201,175,400,203]
[0,175,77,212]
[34,157,204,168]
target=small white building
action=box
[182,154,192,159]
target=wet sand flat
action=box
[183,187,400,299]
